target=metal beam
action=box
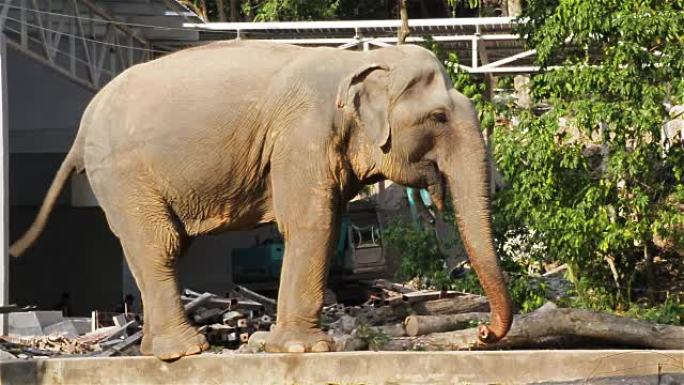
[0,0,12,31]
[156,33,520,47]
[0,33,8,335]
[477,49,536,70]
[76,0,148,47]
[455,64,549,74]
[184,17,517,31]
[5,38,98,91]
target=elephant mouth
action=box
[422,161,445,211]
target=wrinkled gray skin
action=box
[11,41,512,360]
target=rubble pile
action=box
[182,286,276,350]
[1,335,96,357]
[2,278,678,358]
[315,279,490,352]
[0,281,496,358]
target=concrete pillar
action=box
[0,34,9,334]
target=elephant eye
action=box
[431,111,449,124]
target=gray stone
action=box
[67,318,92,336]
[0,350,16,361]
[8,311,63,337]
[660,374,682,385]
[246,331,269,352]
[329,314,357,334]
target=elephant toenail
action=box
[311,341,330,353]
[285,342,306,353]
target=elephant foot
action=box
[265,324,332,353]
[152,325,209,361]
[140,333,153,356]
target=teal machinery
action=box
[232,203,386,284]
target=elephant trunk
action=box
[442,119,512,343]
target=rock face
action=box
[662,104,684,149]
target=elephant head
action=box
[337,45,513,342]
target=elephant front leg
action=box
[266,225,339,353]
[265,181,340,352]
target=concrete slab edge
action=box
[0,349,682,385]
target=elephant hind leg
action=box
[108,199,208,361]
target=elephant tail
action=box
[9,146,80,257]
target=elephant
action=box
[11,40,512,360]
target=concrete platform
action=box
[0,350,682,385]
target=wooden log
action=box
[370,323,406,338]
[191,308,224,324]
[183,288,203,298]
[401,290,463,304]
[404,312,490,337]
[99,320,137,343]
[0,305,18,313]
[373,279,415,294]
[233,300,266,312]
[365,305,411,326]
[233,285,277,315]
[183,292,214,315]
[411,294,490,315]
[381,337,417,351]
[383,294,404,306]
[98,330,143,357]
[181,295,239,310]
[408,303,684,350]
[101,292,215,357]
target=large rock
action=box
[0,350,17,360]
[8,311,63,337]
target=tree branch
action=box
[397,0,410,45]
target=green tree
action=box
[245,0,340,21]
[491,0,684,313]
[181,0,490,22]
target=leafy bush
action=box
[411,1,684,323]
[382,219,452,289]
[382,219,551,313]
[492,0,684,307]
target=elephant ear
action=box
[336,64,391,151]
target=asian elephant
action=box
[11,41,512,360]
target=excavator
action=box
[231,187,466,293]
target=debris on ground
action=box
[1,335,97,357]
[2,279,682,359]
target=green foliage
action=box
[382,219,452,289]
[186,0,488,22]
[490,0,684,316]
[447,0,481,10]
[621,295,684,325]
[442,52,500,131]
[382,219,551,313]
[245,0,339,21]
[496,0,684,302]
[418,1,684,323]
[355,323,390,351]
